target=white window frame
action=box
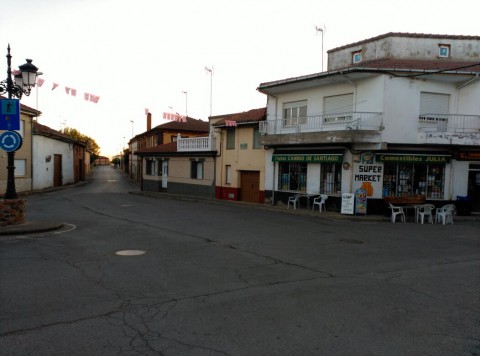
[438,44,450,58]
[283,100,307,127]
[352,51,362,64]
[226,165,232,184]
[14,159,27,176]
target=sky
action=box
[1,0,478,157]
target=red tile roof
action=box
[354,58,480,73]
[211,107,266,126]
[328,32,480,53]
[33,121,84,145]
[154,116,209,132]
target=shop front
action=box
[271,151,345,209]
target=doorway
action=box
[240,171,260,203]
[53,154,62,187]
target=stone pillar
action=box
[0,199,26,226]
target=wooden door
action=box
[53,154,62,187]
[240,171,260,203]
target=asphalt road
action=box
[1,166,479,355]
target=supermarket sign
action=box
[272,154,342,163]
[375,154,450,164]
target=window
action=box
[226,165,232,184]
[191,160,204,179]
[283,101,307,127]
[226,128,235,150]
[324,93,354,123]
[14,159,27,176]
[278,162,307,192]
[383,163,445,199]
[253,127,261,149]
[145,159,155,175]
[419,92,450,131]
[352,51,362,64]
[320,163,342,194]
[438,44,450,58]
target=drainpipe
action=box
[268,94,278,205]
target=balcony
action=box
[177,135,215,152]
[418,114,480,133]
[259,112,383,135]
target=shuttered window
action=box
[420,92,449,115]
[324,93,354,122]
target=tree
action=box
[60,127,101,158]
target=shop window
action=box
[382,163,445,199]
[320,163,342,194]
[226,128,235,150]
[283,101,307,127]
[278,162,307,192]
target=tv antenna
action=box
[315,25,326,71]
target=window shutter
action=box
[324,93,354,114]
[420,93,449,115]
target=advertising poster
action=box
[355,188,367,215]
[352,152,383,199]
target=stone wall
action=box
[0,199,26,226]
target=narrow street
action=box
[1,166,479,355]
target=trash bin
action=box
[456,196,472,216]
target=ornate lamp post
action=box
[0,44,39,199]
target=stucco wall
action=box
[32,135,74,190]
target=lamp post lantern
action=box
[0,45,39,199]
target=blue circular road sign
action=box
[0,131,23,152]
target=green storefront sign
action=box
[376,154,450,164]
[272,154,343,163]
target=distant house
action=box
[134,115,215,197]
[95,156,110,165]
[210,108,267,203]
[32,122,87,190]
[130,113,211,184]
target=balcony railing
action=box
[177,135,215,151]
[418,114,480,133]
[259,112,383,135]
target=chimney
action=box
[147,112,152,131]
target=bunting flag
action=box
[89,95,100,103]
[225,120,237,127]
[163,112,186,122]
[84,92,89,100]
[52,83,59,91]
[65,87,70,94]
[145,108,149,115]
[36,78,45,87]
[30,75,100,104]
[71,89,76,97]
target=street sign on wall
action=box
[0,99,20,130]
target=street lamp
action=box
[0,45,39,199]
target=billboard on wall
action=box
[352,152,383,199]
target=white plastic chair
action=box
[389,203,405,223]
[416,204,435,224]
[312,195,328,212]
[287,194,300,210]
[435,204,455,225]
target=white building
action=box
[258,32,480,214]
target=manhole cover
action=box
[339,238,364,244]
[115,250,146,256]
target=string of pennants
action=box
[33,76,101,104]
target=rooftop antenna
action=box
[315,24,326,72]
[182,90,188,118]
[205,66,213,117]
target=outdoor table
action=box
[398,204,421,222]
